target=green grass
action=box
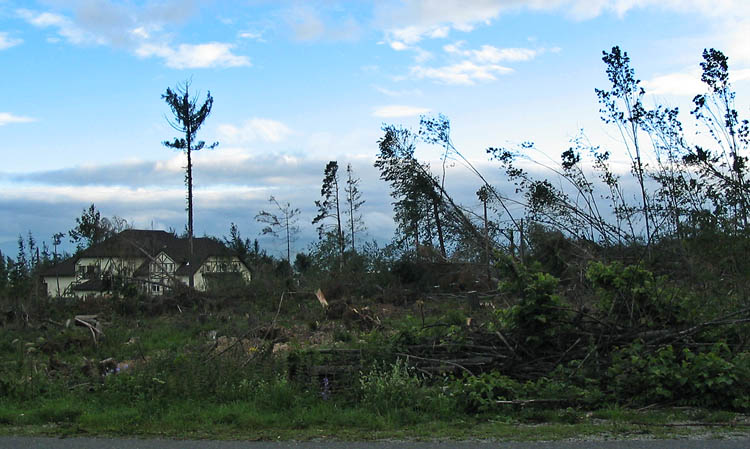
[1,395,747,441]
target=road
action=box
[1,438,749,449]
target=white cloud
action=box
[410,60,513,85]
[17,9,99,45]
[136,42,250,69]
[284,4,362,42]
[239,31,265,42]
[18,4,251,70]
[390,40,408,51]
[0,32,22,50]
[0,112,35,126]
[644,65,750,97]
[0,184,183,205]
[407,41,536,85]
[217,118,292,144]
[375,86,424,97]
[379,0,750,50]
[444,41,539,63]
[642,70,706,96]
[372,105,431,118]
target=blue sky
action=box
[1,0,749,258]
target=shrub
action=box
[607,341,749,410]
[358,358,449,418]
[586,261,685,328]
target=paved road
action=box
[1,438,749,449]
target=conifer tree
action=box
[162,81,218,288]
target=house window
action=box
[151,284,161,293]
[85,265,98,279]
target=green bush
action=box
[586,261,685,328]
[496,260,569,352]
[357,358,452,420]
[608,341,749,410]
[451,371,521,412]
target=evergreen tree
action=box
[375,125,446,256]
[0,251,7,297]
[69,204,110,250]
[10,236,29,299]
[312,161,345,259]
[344,163,366,251]
[162,81,218,288]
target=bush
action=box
[451,372,521,412]
[607,341,749,410]
[586,261,685,328]
[357,358,452,420]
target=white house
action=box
[41,229,251,298]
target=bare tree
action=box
[256,196,300,264]
[344,163,366,251]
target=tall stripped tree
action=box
[312,161,345,259]
[162,81,218,289]
[344,163,366,251]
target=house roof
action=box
[40,257,77,277]
[80,229,232,264]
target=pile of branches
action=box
[394,305,750,380]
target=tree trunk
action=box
[334,178,344,264]
[433,198,446,258]
[484,198,490,286]
[187,136,194,289]
[285,211,291,264]
[349,196,355,252]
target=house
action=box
[41,229,251,298]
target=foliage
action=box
[451,372,521,412]
[312,161,345,259]
[375,125,449,256]
[358,358,452,421]
[585,261,685,328]
[68,204,130,250]
[608,342,749,410]
[497,258,569,351]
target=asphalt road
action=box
[1,438,749,449]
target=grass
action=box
[1,396,747,442]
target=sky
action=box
[1,0,749,259]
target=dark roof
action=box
[78,230,177,259]
[80,229,231,261]
[40,257,77,277]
